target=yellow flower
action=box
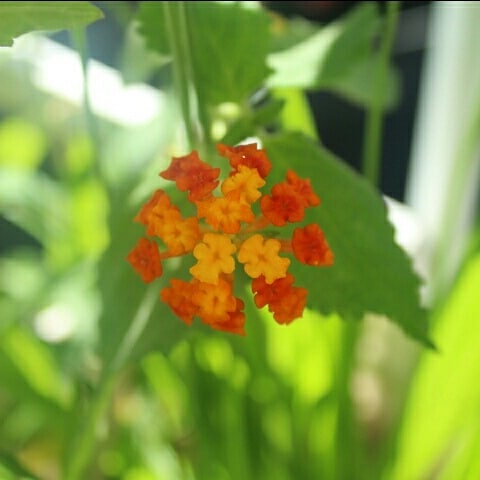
[192,278,238,324]
[196,196,254,234]
[190,233,236,284]
[237,234,290,284]
[159,216,201,256]
[221,165,265,203]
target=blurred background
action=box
[1,2,480,479]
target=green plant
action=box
[0,2,479,479]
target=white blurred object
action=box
[7,34,166,127]
[405,2,480,301]
[385,196,429,304]
[34,304,77,343]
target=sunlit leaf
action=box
[267,2,398,108]
[385,253,480,479]
[267,3,378,87]
[268,14,320,53]
[137,1,272,106]
[0,168,68,245]
[135,2,170,58]
[263,309,341,404]
[1,326,71,407]
[187,2,271,105]
[262,132,432,346]
[0,1,104,47]
[0,118,47,170]
[0,449,39,480]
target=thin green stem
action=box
[334,319,361,480]
[63,375,116,480]
[108,285,159,374]
[163,1,204,151]
[63,286,158,480]
[69,28,101,170]
[64,6,210,478]
[335,7,401,474]
[362,1,401,186]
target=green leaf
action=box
[0,168,68,246]
[187,2,271,105]
[1,326,71,407]
[268,14,320,53]
[267,2,378,87]
[137,1,272,106]
[262,132,432,346]
[0,449,39,479]
[97,185,189,370]
[266,3,398,108]
[220,97,285,146]
[386,252,480,479]
[136,2,170,58]
[0,1,104,47]
[0,118,47,170]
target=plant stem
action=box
[109,285,159,373]
[362,1,400,186]
[69,28,101,171]
[334,319,361,480]
[163,2,204,151]
[63,375,116,480]
[63,286,158,480]
[335,5,401,478]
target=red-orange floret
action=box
[127,237,163,283]
[251,274,307,324]
[217,143,272,179]
[251,274,295,308]
[292,224,334,266]
[260,182,305,226]
[286,170,321,207]
[160,279,198,325]
[160,150,220,201]
[134,189,172,226]
[208,298,246,336]
[196,195,254,234]
[269,286,308,324]
[193,278,238,325]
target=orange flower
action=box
[160,150,220,201]
[252,274,307,324]
[192,278,238,325]
[213,298,245,335]
[260,182,305,226]
[286,170,320,207]
[237,234,290,284]
[292,224,334,266]
[142,194,182,238]
[127,237,162,283]
[251,273,295,308]
[127,143,333,335]
[196,195,254,234]
[159,216,202,256]
[221,165,265,203]
[217,142,272,178]
[190,233,236,284]
[160,279,197,325]
[269,286,308,324]
[134,189,169,225]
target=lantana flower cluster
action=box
[127,143,333,335]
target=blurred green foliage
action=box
[0,2,479,480]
